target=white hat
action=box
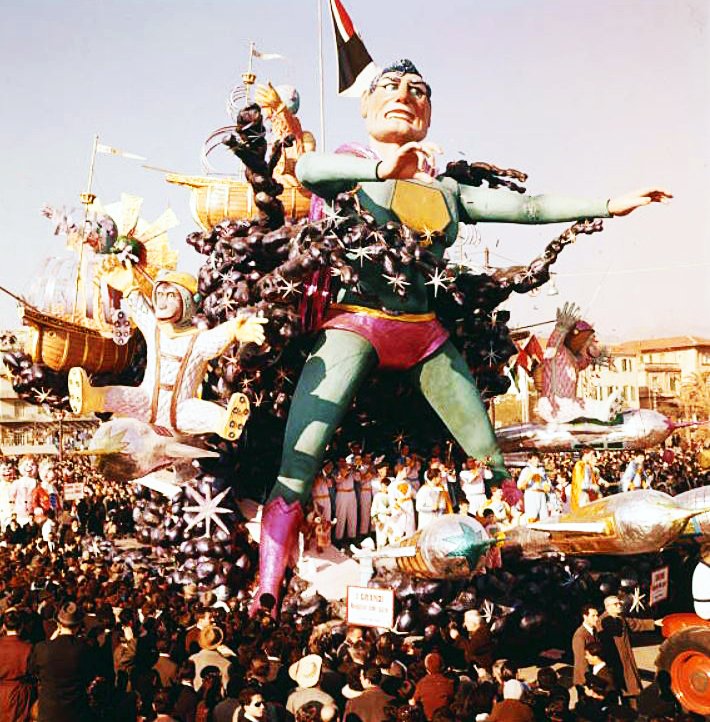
[289,654,322,689]
[503,679,524,700]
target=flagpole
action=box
[243,41,256,104]
[317,0,326,151]
[74,133,99,318]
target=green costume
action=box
[252,149,611,615]
[269,152,610,504]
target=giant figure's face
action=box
[361,72,431,144]
[154,282,183,323]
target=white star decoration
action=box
[219,296,239,313]
[321,205,347,226]
[419,227,436,247]
[383,273,410,293]
[481,600,496,623]
[630,586,646,613]
[349,245,375,266]
[183,485,232,537]
[277,277,302,298]
[33,387,58,405]
[425,268,450,298]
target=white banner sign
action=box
[650,566,670,606]
[63,482,85,501]
[346,586,394,629]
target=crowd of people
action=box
[306,439,709,550]
[0,436,707,722]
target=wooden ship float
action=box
[165,44,314,231]
[10,137,179,375]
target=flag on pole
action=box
[515,334,544,375]
[252,46,285,61]
[96,143,146,161]
[329,0,379,96]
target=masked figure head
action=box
[361,59,432,145]
[565,319,602,360]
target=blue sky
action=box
[0,0,707,340]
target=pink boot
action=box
[250,497,304,616]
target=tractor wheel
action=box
[657,626,710,715]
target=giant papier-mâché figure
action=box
[252,59,671,612]
[68,264,266,439]
[536,302,618,424]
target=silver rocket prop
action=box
[495,409,689,454]
[505,489,710,556]
[353,514,494,580]
[77,417,218,480]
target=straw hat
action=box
[288,654,322,689]
[198,625,224,651]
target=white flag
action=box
[252,46,285,61]
[96,143,146,161]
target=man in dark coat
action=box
[598,595,654,707]
[572,603,598,691]
[343,666,394,722]
[451,609,495,672]
[172,661,198,722]
[29,601,94,722]
[0,609,35,722]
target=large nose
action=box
[395,80,411,103]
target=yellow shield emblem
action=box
[391,181,452,235]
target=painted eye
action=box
[409,86,425,99]
[383,82,399,92]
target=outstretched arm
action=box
[458,184,611,224]
[194,314,267,360]
[458,184,671,224]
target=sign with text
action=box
[650,566,669,606]
[63,482,85,501]
[346,586,394,629]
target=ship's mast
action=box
[73,133,99,319]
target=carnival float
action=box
[2,2,708,713]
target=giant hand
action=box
[608,187,672,216]
[375,141,442,184]
[233,314,267,346]
[556,302,581,333]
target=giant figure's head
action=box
[361,59,432,145]
[565,319,602,361]
[152,270,198,326]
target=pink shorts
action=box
[322,307,449,370]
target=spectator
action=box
[0,608,34,722]
[572,603,599,693]
[30,601,94,722]
[412,653,454,721]
[486,679,534,722]
[287,654,336,715]
[343,665,394,722]
[598,595,654,708]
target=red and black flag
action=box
[329,0,379,96]
[515,334,544,375]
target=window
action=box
[701,352,710,366]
